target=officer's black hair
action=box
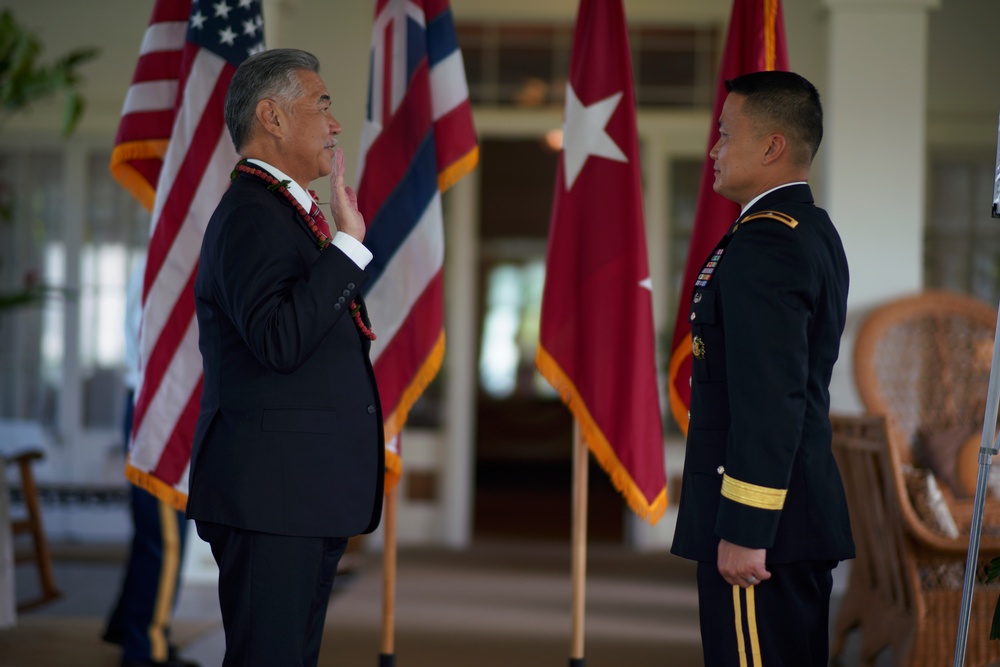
[725,71,823,164]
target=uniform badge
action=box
[692,336,706,360]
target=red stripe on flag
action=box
[151,376,203,484]
[381,21,394,137]
[422,0,449,20]
[131,267,198,440]
[357,61,433,218]
[143,66,232,302]
[372,271,444,413]
[130,50,185,86]
[433,99,477,176]
[115,111,179,144]
[149,0,190,22]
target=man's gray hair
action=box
[224,48,321,153]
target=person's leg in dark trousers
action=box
[103,391,195,666]
[196,521,348,667]
[696,560,836,667]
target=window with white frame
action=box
[925,156,1000,305]
[0,146,148,445]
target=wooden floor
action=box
[3,540,888,667]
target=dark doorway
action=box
[471,137,625,543]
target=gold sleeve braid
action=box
[721,474,787,511]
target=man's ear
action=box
[255,99,283,138]
[761,133,786,165]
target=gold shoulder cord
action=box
[740,210,799,229]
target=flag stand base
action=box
[378,653,395,667]
[569,658,586,667]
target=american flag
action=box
[357,0,478,490]
[111,0,264,509]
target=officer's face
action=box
[709,93,769,206]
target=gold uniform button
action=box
[717,466,725,475]
[693,292,703,303]
[690,312,696,322]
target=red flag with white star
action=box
[666,0,788,434]
[536,0,666,523]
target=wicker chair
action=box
[831,413,1000,667]
[853,290,1000,521]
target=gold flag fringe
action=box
[125,462,189,512]
[438,146,479,193]
[535,346,667,525]
[381,331,446,493]
[109,139,169,213]
[667,333,692,437]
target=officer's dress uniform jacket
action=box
[671,183,855,564]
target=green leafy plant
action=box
[0,8,98,137]
[0,8,97,311]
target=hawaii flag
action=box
[111,0,264,509]
[667,0,788,433]
[357,0,478,491]
[536,0,665,523]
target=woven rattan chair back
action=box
[853,290,997,471]
[831,412,1000,667]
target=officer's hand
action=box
[718,539,771,588]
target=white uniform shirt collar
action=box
[741,181,807,216]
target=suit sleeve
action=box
[206,201,369,374]
[715,219,814,548]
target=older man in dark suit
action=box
[670,70,854,667]
[188,48,383,667]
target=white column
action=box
[442,171,479,548]
[822,0,940,412]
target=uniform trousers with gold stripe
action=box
[696,560,836,667]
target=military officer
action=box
[670,70,854,667]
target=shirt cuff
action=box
[331,232,373,269]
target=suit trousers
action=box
[196,521,348,667]
[696,559,836,667]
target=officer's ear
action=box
[761,132,787,166]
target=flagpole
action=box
[379,484,398,667]
[570,424,588,666]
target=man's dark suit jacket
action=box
[671,183,855,564]
[188,173,384,538]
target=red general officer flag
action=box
[111,0,264,509]
[667,0,788,433]
[536,0,666,523]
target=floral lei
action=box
[232,160,375,341]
